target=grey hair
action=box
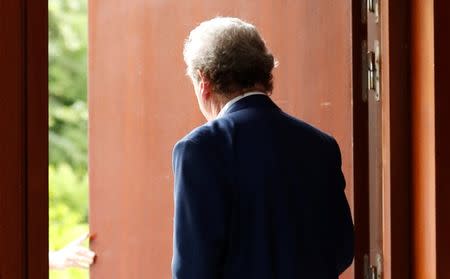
[183,17,275,95]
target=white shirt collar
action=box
[216,91,267,118]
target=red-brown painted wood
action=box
[25,0,49,277]
[0,0,26,276]
[89,1,355,278]
[0,0,48,278]
[434,2,450,279]
[411,0,435,278]
[379,1,412,278]
[412,0,450,278]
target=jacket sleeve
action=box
[330,138,355,275]
[171,139,229,279]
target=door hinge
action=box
[367,40,381,102]
[367,0,379,23]
[364,253,383,279]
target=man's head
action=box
[183,17,275,120]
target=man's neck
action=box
[208,85,268,120]
[216,91,268,119]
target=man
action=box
[172,17,354,279]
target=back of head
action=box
[183,17,276,95]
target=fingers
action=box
[75,246,96,260]
[50,232,97,270]
[66,247,96,269]
[67,255,91,269]
[70,232,90,246]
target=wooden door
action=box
[89,1,356,278]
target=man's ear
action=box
[197,70,211,100]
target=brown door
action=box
[89,1,356,278]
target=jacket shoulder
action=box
[176,117,234,147]
[282,111,338,146]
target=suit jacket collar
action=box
[223,94,281,116]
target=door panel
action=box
[89,1,354,278]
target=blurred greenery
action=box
[49,0,88,174]
[49,0,89,278]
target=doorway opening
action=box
[49,0,89,278]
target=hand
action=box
[49,232,96,269]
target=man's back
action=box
[172,95,354,279]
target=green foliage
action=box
[49,0,88,173]
[49,164,90,279]
[49,0,89,278]
[49,164,88,225]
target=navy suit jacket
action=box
[172,94,354,279]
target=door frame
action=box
[354,0,412,278]
[380,0,412,278]
[351,0,370,278]
[0,0,48,278]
